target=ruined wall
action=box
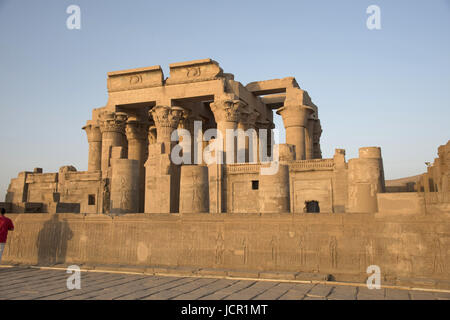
[4,169,102,214]
[2,212,449,289]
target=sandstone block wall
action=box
[2,212,449,289]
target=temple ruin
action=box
[3,58,391,215]
[1,59,449,288]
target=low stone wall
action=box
[377,193,425,215]
[2,212,450,289]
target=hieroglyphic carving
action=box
[298,236,306,266]
[119,177,131,210]
[242,237,249,265]
[270,236,278,265]
[432,236,444,274]
[102,179,110,213]
[215,231,225,265]
[329,236,338,269]
[187,67,201,78]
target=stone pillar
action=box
[145,106,185,214]
[178,111,197,164]
[99,112,127,175]
[179,165,209,213]
[257,120,275,161]
[150,105,186,154]
[210,97,246,163]
[313,119,323,159]
[82,122,102,171]
[125,120,149,213]
[110,159,139,214]
[276,104,314,160]
[259,164,290,213]
[305,118,315,160]
[347,147,384,213]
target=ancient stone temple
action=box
[1,59,449,289]
[3,58,388,215]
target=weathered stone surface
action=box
[2,59,449,293]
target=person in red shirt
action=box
[0,208,14,263]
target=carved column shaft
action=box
[83,123,102,171]
[305,119,315,160]
[150,105,186,154]
[99,112,127,174]
[126,120,149,213]
[210,98,247,163]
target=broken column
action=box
[259,164,290,213]
[347,147,385,213]
[179,165,209,213]
[110,159,139,214]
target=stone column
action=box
[257,120,275,161]
[347,147,385,213]
[313,119,323,159]
[178,110,197,164]
[259,164,290,213]
[126,120,149,213]
[246,110,260,163]
[82,122,102,171]
[276,104,314,160]
[150,105,186,155]
[179,165,209,213]
[305,118,315,160]
[210,97,246,163]
[110,159,139,214]
[99,111,127,175]
[145,106,185,214]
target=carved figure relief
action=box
[329,236,338,269]
[215,231,225,265]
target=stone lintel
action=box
[245,77,299,96]
[260,93,286,109]
[107,65,164,92]
[166,58,223,85]
[107,65,162,77]
[168,58,217,69]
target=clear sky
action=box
[0,0,449,198]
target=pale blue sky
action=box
[0,0,449,197]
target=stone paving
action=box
[0,266,449,300]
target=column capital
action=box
[150,105,186,129]
[246,110,261,129]
[82,122,102,142]
[99,111,127,134]
[210,97,247,123]
[276,104,314,128]
[125,120,149,141]
[256,120,275,130]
